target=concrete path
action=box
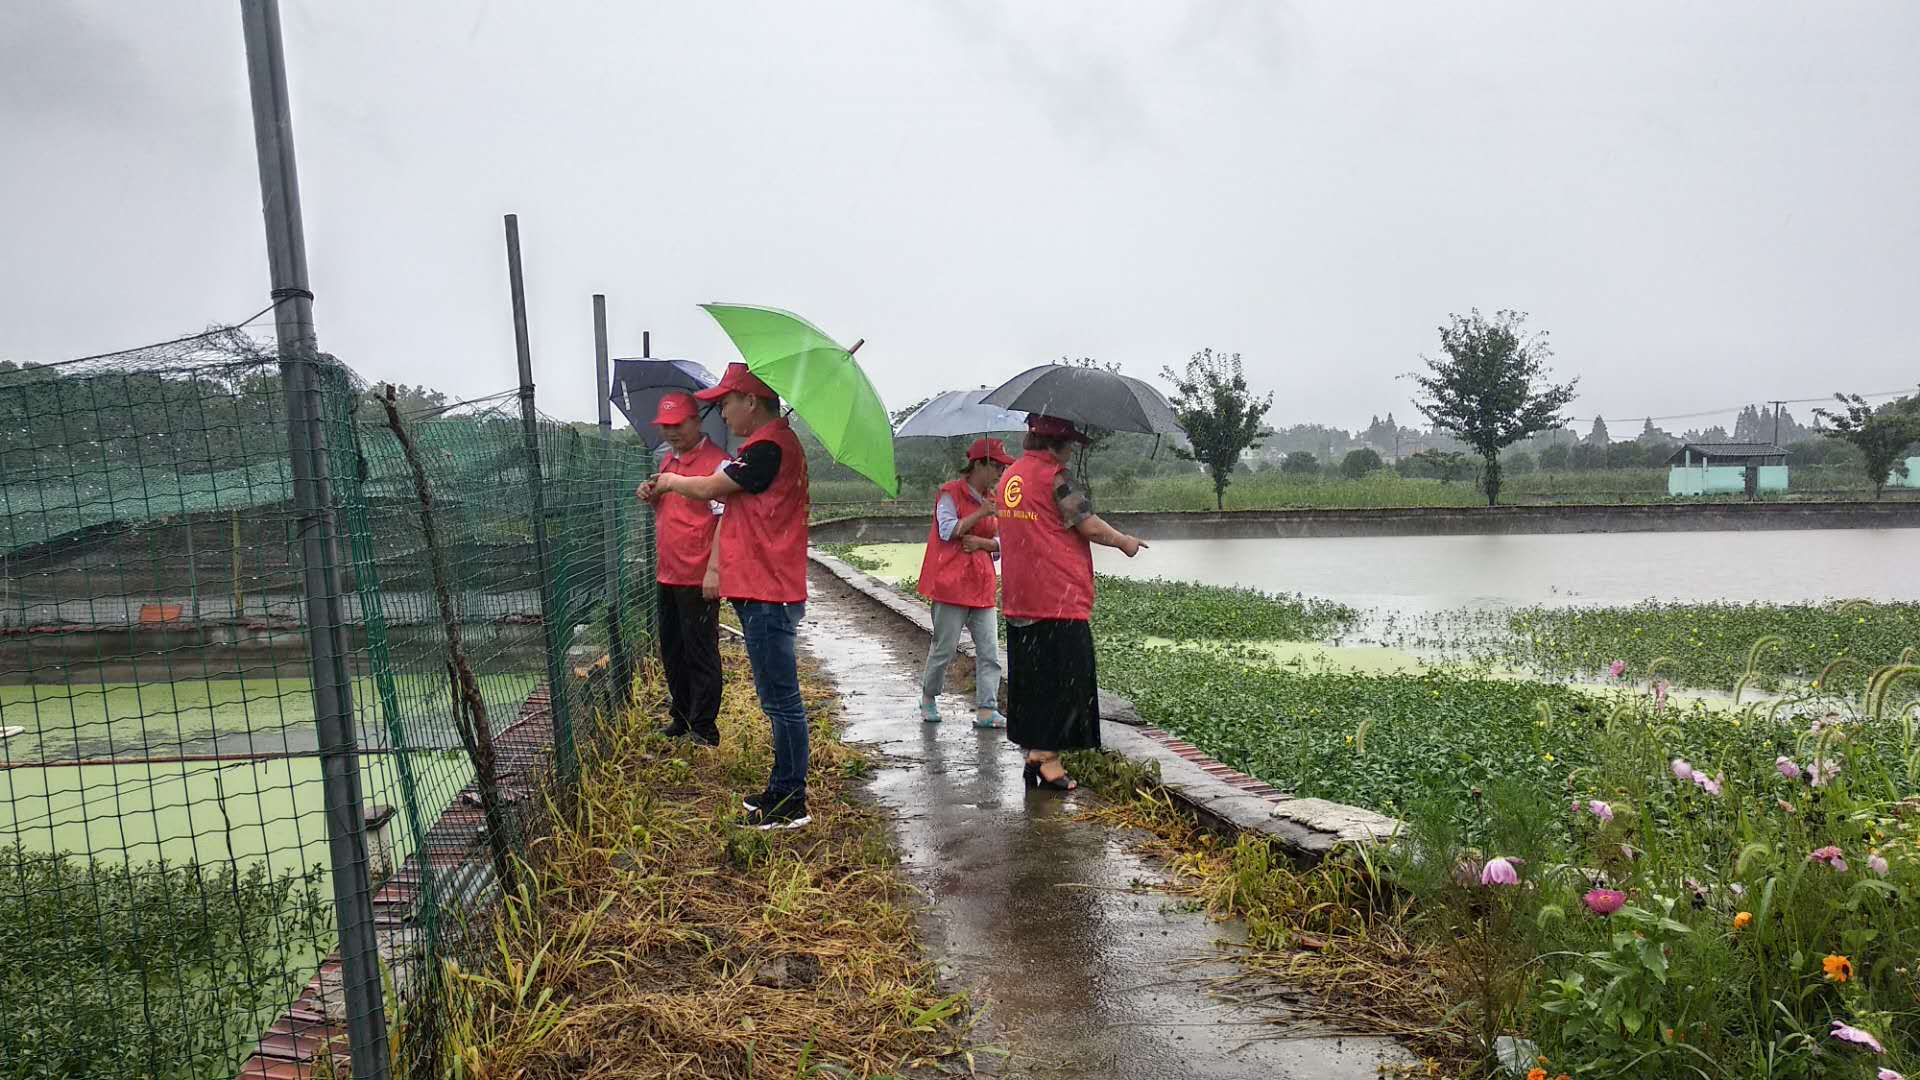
[801,568,1414,1079]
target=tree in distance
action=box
[1814,393,1920,499]
[1341,447,1384,479]
[1409,309,1578,506]
[1160,349,1273,510]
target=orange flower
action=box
[1823,954,1853,983]
[1733,911,1753,931]
[1556,1075,1572,1080]
[1526,1069,1548,1080]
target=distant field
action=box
[812,465,1900,519]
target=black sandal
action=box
[1034,767,1077,791]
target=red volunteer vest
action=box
[654,438,731,587]
[917,478,998,609]
[996,450,1094,622]
[717,418,809,604]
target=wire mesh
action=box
[0,325,659,1079]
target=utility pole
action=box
[238,1,390,1076]
[593,295,630,703]
[504,215,576,789]
[1769,399,1786,447]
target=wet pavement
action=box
[801,567,1415,1079]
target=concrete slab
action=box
[804,567,1415,1078]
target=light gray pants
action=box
[922,601,1002,708]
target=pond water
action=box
[1091,529,1920,613]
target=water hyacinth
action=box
[1480,856,1520,886]
[1583,888,1626,915]
[1776,756,1803,781]
[1585,799,1613,823]
[1810,846,1850,872]
[1831,1020,1885,1053]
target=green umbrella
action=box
[700,303,898,497]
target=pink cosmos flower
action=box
[1608,659,1627,679]
[1810,758,1842,788]
[1692,772,1723,797]
[1671,758,1694,781]
[1776,757,1803,781]
[1878,1069,1903,1080]
[1867,852,1890,876]
[1583,888,1627,915]
[1831,1020,1885,1053]
[1587,799,1614,824]
[1810,846,1850,873]
[1480,856,1520,886]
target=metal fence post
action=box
[239,1,390,1075]
[593,295,632,702]
[503,214,577,789]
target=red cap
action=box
[966,437,1014,465]
[694,361,776,403]
[652,391,699,427]
[1027,414,1090,444]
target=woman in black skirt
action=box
[994,415,1149,790]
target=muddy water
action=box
[801,567,1414,1078]
[1093,528,1920,614]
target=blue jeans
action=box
[734,601,809,793]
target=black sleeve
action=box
[723,441,782,495]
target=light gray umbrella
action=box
[981,364,1183,436]
[893,388,1028,438]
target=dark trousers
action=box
[659,582,722,737]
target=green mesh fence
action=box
[0,325,659,1079]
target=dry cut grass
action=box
[430,649,971,1079]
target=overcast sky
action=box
[3,2,1916,432]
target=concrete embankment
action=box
[812,500,1920,544]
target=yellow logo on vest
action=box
[1002,474,1024,509]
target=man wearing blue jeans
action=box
[647,362,813,829]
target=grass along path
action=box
[433,647,969,1079]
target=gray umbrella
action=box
[981,364,1183,436]
[893,388,1028,438]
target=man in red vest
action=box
[646,363,813,830]
[635,391,730,746]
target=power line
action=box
[1576,387,1913,428]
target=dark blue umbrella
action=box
[893,388,1028,438]
[610,357,735,452]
